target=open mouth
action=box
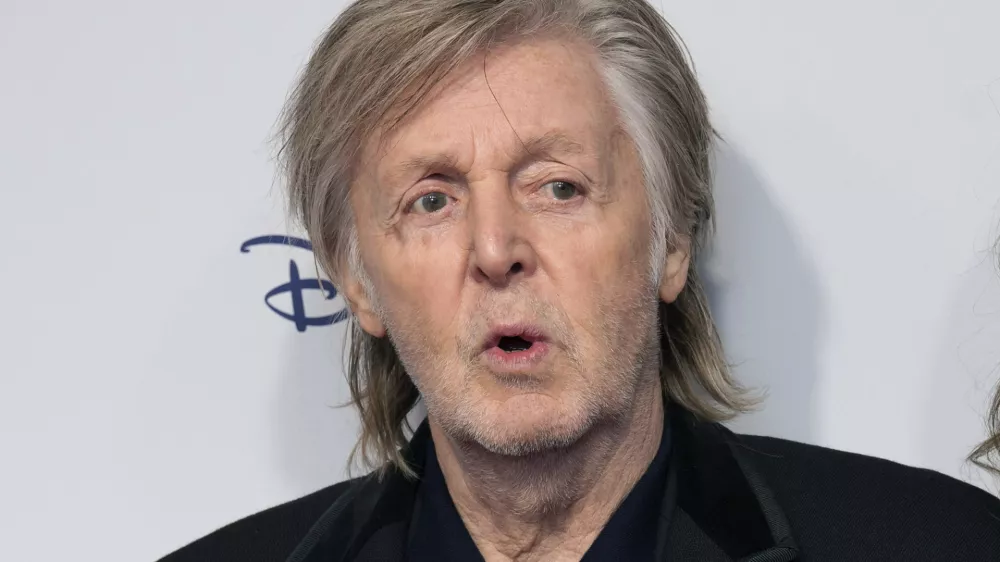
[482,325,548,357]
[497,335,534,353]
[481,325,550,369]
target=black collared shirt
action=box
[406,424,673,561]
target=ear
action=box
[658,237,691,304]
[341,274,386,338]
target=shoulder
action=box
[736,433,1000,558]
[156,479,358,562]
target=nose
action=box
[467,180,537,287]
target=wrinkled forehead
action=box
[357,37,622,190]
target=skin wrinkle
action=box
[347,38,678,562]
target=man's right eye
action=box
[410,192,450,214]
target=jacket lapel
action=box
[666,407,799,561]
[296,407,799,562]
[296,424,430,562]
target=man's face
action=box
[349,38,666,455]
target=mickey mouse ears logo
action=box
[240,235,348,332]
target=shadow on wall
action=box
[702,142,825,444]
[272,322,361,492]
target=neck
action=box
[428,376,665,562]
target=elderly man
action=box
[162,1,1000,561]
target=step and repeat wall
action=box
[3,1,1000,560]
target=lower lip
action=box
[483,341,550,370]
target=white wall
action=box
[2,1,998,561]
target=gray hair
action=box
[970,236,1000,479]
[971,389,1000,479]
[278,0,753,475]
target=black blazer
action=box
[159,406,1000,561]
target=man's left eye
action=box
[543,181,580,201]
[410,192,450,214]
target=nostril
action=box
[509,262,523,275]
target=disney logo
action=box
[240,235,348,332]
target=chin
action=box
[463,393,597,457]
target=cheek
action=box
[375,231,466,342]
[554,210,651,297]
[534,218,651,357]
[599,190,655,291]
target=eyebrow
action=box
[512,131,593,183]
[517,131,587,160]
[382,152,463,187]
[381,130,590,188]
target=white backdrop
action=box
[3,1,1000,561]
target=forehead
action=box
[366,37,618,183]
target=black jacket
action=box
[159,406,1000,561]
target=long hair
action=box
[969,237,1000,478]
[277,0,754,476]
[970,390,1000,478]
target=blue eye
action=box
[411,192,449,214]
[544,181,579,200]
